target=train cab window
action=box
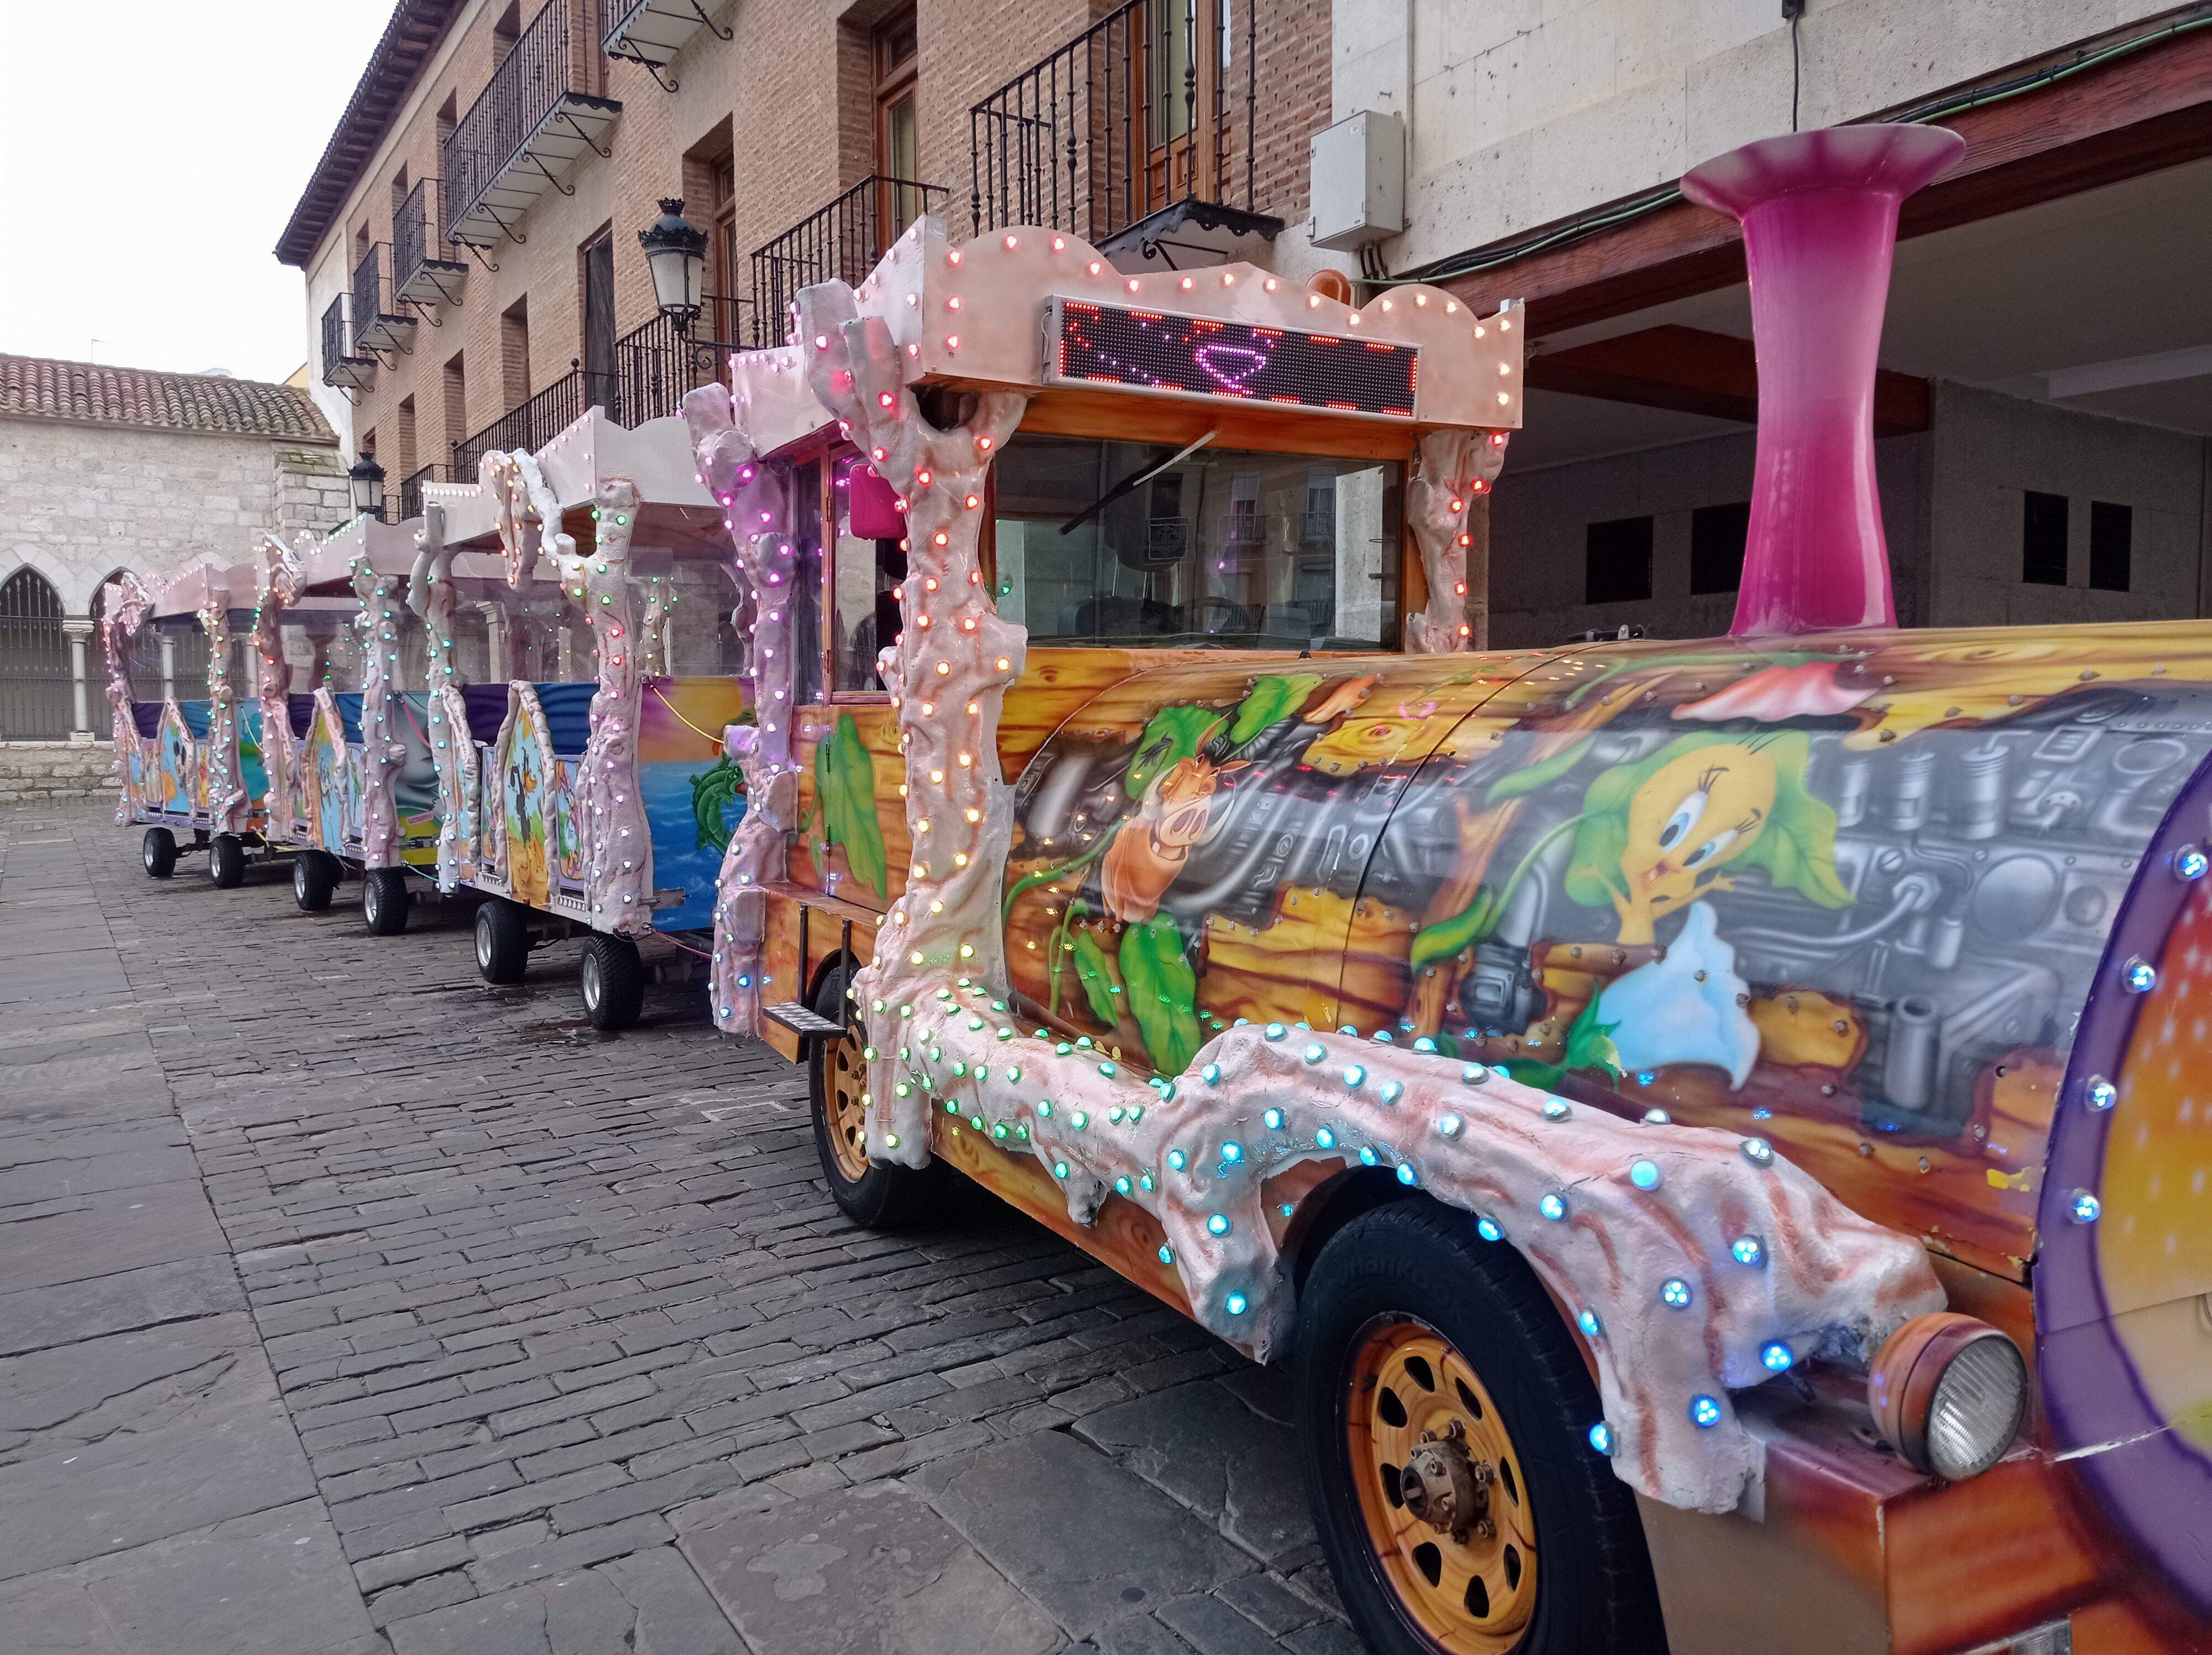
[830,458,906,693]
[988,434,1402,650]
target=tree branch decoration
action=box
[100,574,153,824]
[349,556,409,868]
[1404,429,1508,654]
[202,581,246,834]
[249,534,308,845]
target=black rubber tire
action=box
[207,834,246,889]
[579,933,644,1031]
[1296,1200,1666,1655]
[142,828,178,879]
[362,867,412,936]
[474,898,530,985]
[293,850,338,912]
[808,972,942,1229]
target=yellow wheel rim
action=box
[1348,1318,1539,1653]
[825,1019,870,1183]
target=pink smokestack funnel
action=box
[1682,124,1964,635]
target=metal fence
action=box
[393,178,450,297]
[443,0,575,242]
[750,176,945,348]
[0,569,71,740]
[451,369,587,484]
[611,296,748,424]
[320,297,351,384]
[970,0,1260,242]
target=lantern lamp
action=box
[639,198,707,331]
[348,457,387,521]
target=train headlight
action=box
[1867,1313,2027,1482]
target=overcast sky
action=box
[0,2,393,384]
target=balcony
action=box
[451,368,588,485]
[442,0,621,248]
[749,175,945,348]
[351,244,416,356]
[320,297,374,391]
[394,178,468,307]
[399,464,448,524]
[601,0,729,91]
[970,0,1281,270]
[608,295,750,423]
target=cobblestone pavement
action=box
[0,804,1362,1655]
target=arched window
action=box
[0,568,70,740]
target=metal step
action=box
[764,1002,844,1039]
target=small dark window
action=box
[1585,517,1653,605]
[1689,501,1750,595]
[2089,501,2132,592]
[2023,491,2069,585]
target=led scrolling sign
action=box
[1043,297,1420,419]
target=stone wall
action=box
[0,741,114,805]
[0,418,342,615]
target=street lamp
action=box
[349,456,387,521]
[639,197,707,335]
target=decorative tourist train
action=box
[104,556,269,884]
[650,124,2211,1654]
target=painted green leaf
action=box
[1407,885,1500,972]
[689,753,744,853]
[815,713,886,897]
[1228,674,1322,745]
[1484,736,1593,805]
[1562,994,1623,1082]
[1125,705,1227,799]
[1071,928,1121,1027]
[1120,914,1202,1076]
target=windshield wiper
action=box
[1058,430,1218,535]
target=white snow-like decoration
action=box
[349,556,409,868]
[100,573,153,826]
[1598,902,1763,1089]
[249,534,308,847]
[693,230,1944,1517]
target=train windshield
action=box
[988,434,1403,653]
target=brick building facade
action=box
[279,0,1339,492]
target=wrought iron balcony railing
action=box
[321,296,374,390]
[442,0,622,246]
[351,244,416,356]
[394,178,469,307]
[608,295,749,424]
[601,0,730,91]
[749,175,946,348]
[970,0,1279,267]
[451,368,588,486]
[399,464,448,524]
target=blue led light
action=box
[1688,1394,1723,1428]
[1166,1149,1186,1171]
[1578,1309,1603,1337]
[1264,1108,1284,1130]
[1588,1421,1613,1454]
[2176,845,2209,880]
[1661,1278,1693,1309]
[1539,1193,1568,1221]
[2068,1188,2102,1225]
[1343,1064,1365,1089]
[1629,1159,1662,1191]
[1476,1215,1504,1242]
[1760,1341,1795,1372]
[1359,1146,1378,1165]
[1379,1081,1402,1105]
[1636,1071,1656,1087]
[1462,1064,1489,1085]
[1201,1063,1221,1084]
[1642,1107,1672,1125]
[1542,1098,1569,1121]
[1114,1176,1131,1194]
[1373,1029,1395,1043]
[1741,1138,1775,1167]
[2085,1075,2117,1111]
[1220,1141,1244,1164]
[1413,1037,1437,1053]
[1225,1293,1248,1315]
[1396,1163,1417,1186]
[1731,1235,1767,1267]
[1207,1213,1231,1236]
[2123,956,2158,994]
[1264,1023,1286,1041]
[1303,1043,1327,1065]
[1316,1127,1337,1149]
[1437,1114,1462,1138]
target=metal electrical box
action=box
[1308,110,1405,251]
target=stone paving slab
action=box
[0,804,1364,1655]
